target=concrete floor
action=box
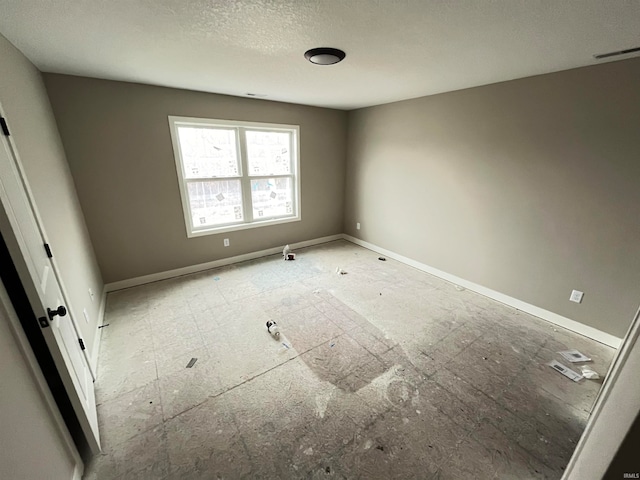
[85,240,615,479]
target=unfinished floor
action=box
[85,240,615,479]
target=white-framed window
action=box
[168,116,301,237]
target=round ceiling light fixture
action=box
[304,47,346,65]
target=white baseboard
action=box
[101,231,620,348]
[104,234,343,292]
[342,234,622,348]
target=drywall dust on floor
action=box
[85,240,615,479]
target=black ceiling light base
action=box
[304,47,346,65]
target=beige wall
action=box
[0,35,103,359]
[345,58,640,338]
[0,281,78,480]
[43,75,347,284]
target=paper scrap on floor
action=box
[580,365,600,380]
[558,350,591,363]
[548,360,583,382]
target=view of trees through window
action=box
[170,118,299,235]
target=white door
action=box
[0,117,100,453]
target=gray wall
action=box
[345,58,640,338]
[43,75,347,284]
[0,34,103,358]
[0,281,77,480]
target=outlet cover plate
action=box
[570,290,584,303]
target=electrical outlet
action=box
[356,222,361,230]
[83,308,90,323]
[88,288,95,301]
[570,290,584,303]
[224,238,230,247]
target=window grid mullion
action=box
[237,128,253,223]
[184,176,242,183]
[246,174,293,180]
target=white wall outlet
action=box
[88,288,95,301]
[223,238,230,247]
[83,308,90,323]
[570,290,584,303]
[356,222,361,230]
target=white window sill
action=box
[186,215,301,238]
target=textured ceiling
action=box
[0,0,639,110]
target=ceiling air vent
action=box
[594,46,640,60]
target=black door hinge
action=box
[38,316,50,328]
[0,117,9,136]
[78,338,86,351]
[44,243,53,258]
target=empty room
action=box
[1,1,639,479]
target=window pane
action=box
[177,126,239,178]
[246,130,291,176]
[187,180,243,227]
[251,177,293,219]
